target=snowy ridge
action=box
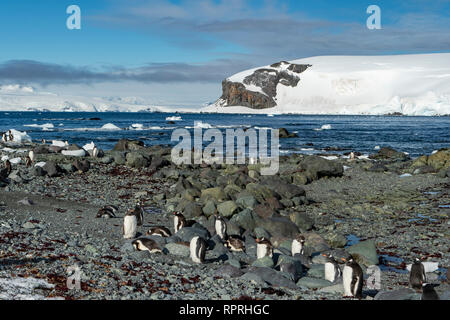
[205,53,450,116]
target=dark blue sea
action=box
[1,112,449,157]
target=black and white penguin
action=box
[256,237,273,259]
[146,226,172,237]
[132,238,162,253]
[25,156,32,168]
[214,212,227,240]
[0,160,12,181]
[123,210,138,239]
[1,132,7,143]
[8,130,13,142]
[342,257,363,298]
[29,150,35,163]
[41,139,46,144]
[172,211,195,232]
[323,253,342,283]
[421,283,440,300]
[130,205,144,226]
[225,235,246,252]
[190,236,207,264]
[92,146,99,158]
[173,211,186,233]
[291,234,305,256]
[96,205,118,218]
[410,258,426,290]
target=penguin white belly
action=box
[343,265,353,296]
[123,216,137,239]
[256,244,266,259]
[190,236,202,263]
[215,220,226,239]
[324,262,336,282]
[174,216,180,232]
[291,240,302,256]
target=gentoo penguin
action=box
[64,141,69,146]
[1,133,7,143]
[92,146,99,158]
[25,156,32,168]
[323,253,342,283]
[146,226,172,237]
[256,237,273,259]
[410,258,427,290]
[173,211,186,233]
[350,152,356,160]
[291,235,306,256]
[129,205,144,226]
[123,210,138,239]
[41,139,46,144]
[5,160,12,176]
[342,257,363,299]
[421,283,440,300]
[29,150,35,163]
[96,205,118,218]
[132,238,162,253]
[190,236,207,264]
[225,235,246,252]
[214,212,227,240]
[8,130,13,142]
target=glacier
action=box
[204,53,450,116]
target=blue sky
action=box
[0,0,449,106]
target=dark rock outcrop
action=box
[219,61,311,109]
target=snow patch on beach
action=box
[0,276,61,300]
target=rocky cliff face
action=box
[219,61,311,109]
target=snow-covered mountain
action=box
[204,53,450,116]
[0,85,161,112]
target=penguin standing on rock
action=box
[8,130,13,142]
[256,237,273,259]
[25,156,32,168]
[421,283,440,300]
[410,258,426,290]
[291,235,305,256]
[323,253,342,283]
[190,236,206,264]
[29,150,35,163]
[214,212,227,240]
[123,210,138,239]
[1,133,7,143]
[1,160,12,181]
[172,211,195,233]
[92,146,99,158]
[342,257,363,299]
[146,226,172,237]
[132,238,162,253]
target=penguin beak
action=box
[341,258,347,262]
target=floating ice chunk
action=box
[166,116,182,121]
[374,146,381,150]
[431,150,438,155]
[193,121,213,129]
[406,262,439,273]
[130,123,144,130]
[101,123,121,130]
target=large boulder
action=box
[300,156,344,180]
[113,139,144,151]
[370,147,409,161]
[289,212,314,232]
[255,216,299,239]
[126,152,150,168]
[346,240,378,267]
[412,149,450,171]
[42,161,62,177]
[217,201,239,218]
[175,227,209,242]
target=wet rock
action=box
[278,128,298,139]
[126,152,150,168]
[251,256,275,268]
[42,161,62,177]
[73,159,90,173]
[374,288,420,300]
[164,242,190,257]
[113,139,144,152]
[300,156,344,180]
[289,212,314,231]
[217,201,238,218]
[346,240,378,267]
[297,277,332,289]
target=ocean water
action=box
[1,112,449,157]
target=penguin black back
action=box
[410,258,426,290]
[421,283,439,300]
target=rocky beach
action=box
[0,136,449,300]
